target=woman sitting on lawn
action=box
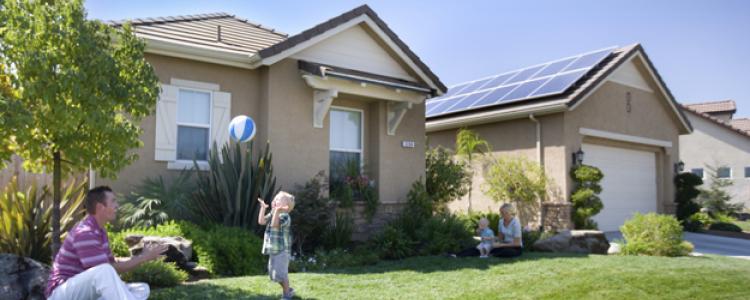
[454,203,523,258]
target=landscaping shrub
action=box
[522,230,554,251]
[206,225,265,276]
[290,172,334,254]
[569,165,604,229]
[118,170,193,229]
[426,146,470,213]
[687,212,713,231]
[459,211,501,233]
[620,213,693,257]
[321,212,353,250]
[483,156,548,213]
[371,225,417,259]
[120,221,263,276]
[674,172,703,224]
[0,176,87,263]
[191,142,278,233]
[107,230,130,257]
[698,165,745,216]
[709,222,743,232]
[416,213,474,255]
[121,260,188,288]
[290,247,379,272]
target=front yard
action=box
[151,253,750,300]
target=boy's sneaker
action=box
[281,288,295,299]
[480,255,488,258]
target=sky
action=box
[85,0,750,116]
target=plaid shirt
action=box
[262,212,292,255]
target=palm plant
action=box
[455,128,491,213]
[118,170,194,229]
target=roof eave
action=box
[140,35,257,69]
[425,100,568,132]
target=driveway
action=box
[605,231,750,259]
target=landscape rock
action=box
[0,253,49,300]
[125,235,193,270]
[532,230,610,254]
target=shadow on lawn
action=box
[304,252,590,276]
[151,283,319,300]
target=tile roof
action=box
[730,118,750,132]
[684,100,736,114]
[681,105,750,138]
[106,12,288,56]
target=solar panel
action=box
[426,47,615,118]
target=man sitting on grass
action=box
[258,191,296,300]
[46,186,168,300]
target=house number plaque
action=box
[401,141,416,148]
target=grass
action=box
[151,253,750,300]
[734,220,750,232]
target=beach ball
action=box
[228,115,256,143]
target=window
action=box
[717,167,731,179]
[746,167,750,178]
[176,89,211,161]
[691,168,704,178]
[329,108,362,186]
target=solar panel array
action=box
[426,47,615,118]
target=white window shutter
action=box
[211,91,232,150]
[154,84,178,161]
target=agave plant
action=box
[0,176,87,263]
[191,141,277,232]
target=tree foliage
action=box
[698,165,744,216]
[674,172,703,222]
[425,146,469,213]
[454,128,491,212]
[0,0,161,255]
[570,164,604,229]
[483,155,548,205]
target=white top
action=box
[498,217,523,247]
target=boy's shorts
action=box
[268,252,289,283]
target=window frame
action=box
[175,87,213,163]
[745,167,750,179]
[716,166,732,179]
[329,106,365,174]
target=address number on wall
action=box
[401,141,416,148]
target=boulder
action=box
[532,230,610,254]
[125,235,193,270]
[0,254,49,300]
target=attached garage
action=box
[583,143,658,231]
[426,44,693,231]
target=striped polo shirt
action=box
[45,215,115,297]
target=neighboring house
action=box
[96,5,447,231]
[680,100,750,211]
[426,44,692,232]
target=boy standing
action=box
[257,191,295,299]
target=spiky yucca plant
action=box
[0,176,87,263]
[191,141,277,232]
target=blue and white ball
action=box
[228,115,257,143]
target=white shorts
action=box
[476,243,493,252]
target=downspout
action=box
[529,114,543,231]
[529,114,542,164]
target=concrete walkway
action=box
[605,231,750,260]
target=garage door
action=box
[582,143,657,232]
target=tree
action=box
[570,164,604,229]
[674,172,703,222]
[0,0,160,257]
[455,128,490,212]
[483,155,548,224]
[425,146,469,213]
[698,165,744,216]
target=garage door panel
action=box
[582,143,657,231]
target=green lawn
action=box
[151,253,750,300]
[734,220,750,232]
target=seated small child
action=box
[476,218,495,258]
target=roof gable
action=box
[682,105,750,139]
[254,5,446,93]
[291,24,417,81]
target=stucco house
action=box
[96,5,446,227]
[426,44,692,232]
[681,100,750,211]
